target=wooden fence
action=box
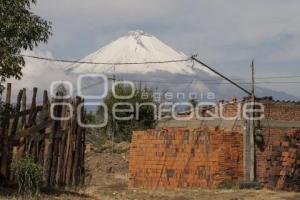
[0,83,86,187]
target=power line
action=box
[256,75,300,79]
[72,77,300,95]
[20,54,192,65]
[102,73,300,82]
[191,56,252,95]
[127,79,300,85]
[21,54,300,80]
[211,75,300,81]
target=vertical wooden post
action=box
[56,98,69,186]
[21,88,27,128]
[44,96,58,186]
[38,90,49,166]
[80,102,86,185]
[26,88,38,161]
[63,99,75,185]
[49,95,63,186]
[42,91,51,185]
[10,90,23,136]
[5,83,12,103]
[0,83,12,182]
[16,88,27,160]
[27,88,37,127]
[9,89,23,181]
[72,97,82,185]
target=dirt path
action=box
[1,150,299,199]
[82,151,300,200]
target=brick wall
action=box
[254,101,300,184]
[262,101,300,121]
[256,127,299,183]
[264,130,300,191]
[216,99,300,121]
[218,100,300,185]
[129,100,300,189]
[129,127,243,188]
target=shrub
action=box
[101,85,157,142]
[11,154,43,196]
[218,180,239,190]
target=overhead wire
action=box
[21,54,300,81]
[116,79,300,85]
[70,77,300,95]
[20,54,191,65]
[21,54,300,95]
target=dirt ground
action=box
[1,145,300,200]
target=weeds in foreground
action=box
[11,154,43,196]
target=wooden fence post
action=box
[28,88,39,162]
[21,88,26,128]
[9,89,23,181]
[0,84,85,187]
[64,98,78,185]
[80,100,86,185]
[38,90,49,166]
[14,88,27,160]
[56,98,69,186]
[72,97,83,185]
[0,83,12,183]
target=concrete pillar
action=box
[243,121,251,181]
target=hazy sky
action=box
[28,0,300,97]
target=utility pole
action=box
[112,65,116,155]
[191,55,256,182]
[249,60,256,181]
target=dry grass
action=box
[1,150,299,200]
[2,188,298,200]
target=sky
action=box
[17,0,300,97]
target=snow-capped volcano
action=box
[68,30,214,75]
[66,30,299,101]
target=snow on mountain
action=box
[66,30,299,101]
[67,30,215,76]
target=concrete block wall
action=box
[129,127,243,188]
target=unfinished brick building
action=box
[129,97,300,190]
[129,127,244,188]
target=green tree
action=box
[98,84,157,142]
[189,98,198,108]
[0,0,52,92]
